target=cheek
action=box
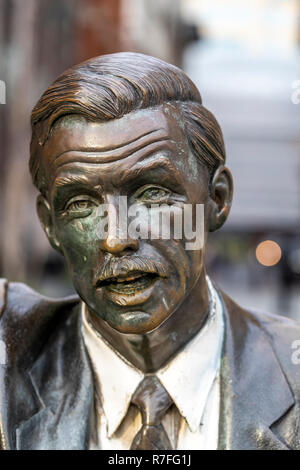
[172,244,204,298]
[55,218,101,274]
[153,236,202,293]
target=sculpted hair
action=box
[30,52,226,196]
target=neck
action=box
[86,270,210,373]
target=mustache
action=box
[94,256,168,284]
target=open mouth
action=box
[97,272,159,295]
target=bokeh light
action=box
[256,240,282,267]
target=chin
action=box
[105,307,165,334]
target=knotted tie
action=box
[130,375,173,450]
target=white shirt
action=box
[81,277,224,450]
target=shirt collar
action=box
[81,276,224,437]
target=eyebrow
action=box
[53,157,182,194]
[120,157,182,185]
[53,174,91,189]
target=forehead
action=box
[42,104,188,170]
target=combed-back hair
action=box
[30,52,225,196]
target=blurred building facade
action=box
[183,0,300,318]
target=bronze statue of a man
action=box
[1,52,300,450]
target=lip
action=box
[96,272,161,306]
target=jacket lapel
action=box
[218,291,294,450]
[15,305,94,450]
[0,364,42,450]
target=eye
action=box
[65,197,97,216]
[69,201,90,210]
[135,185,171,203]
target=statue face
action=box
[39,104,213,334]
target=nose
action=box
[100,197,139,256]
[102,235,139,255]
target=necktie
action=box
[130,375,173,450]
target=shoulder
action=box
[219,286,300,340]
[0,278,80,364]
[248,308,300,389]
[220,288,300,397]
[242,305,300,358]
[0,278,79,322]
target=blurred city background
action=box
[0,0,299,319]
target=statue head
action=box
[30,52,233,335]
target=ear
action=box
[208,166,233,232]
[36,195,63,254]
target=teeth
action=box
[116,273,143,283]
[97,272,158,294]
[107,274,156,294]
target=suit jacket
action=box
[0,278,300,450]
